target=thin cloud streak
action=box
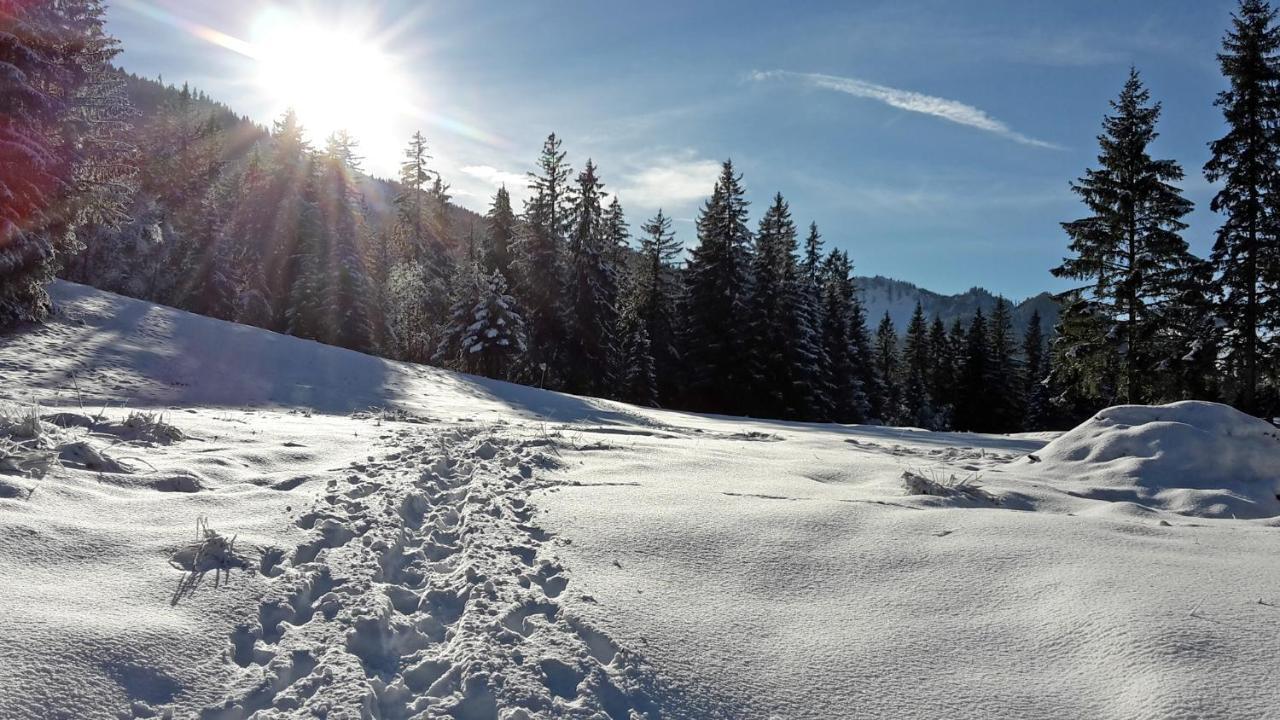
[751,70,1061,150]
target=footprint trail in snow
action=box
[192,425,665,720]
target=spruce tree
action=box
[1205,0,1280,414]
[819,251,870,423]
[484,186,517,285]
[563,160,618,395]
[747,193,821,419]
[513,133,573,386]
[986,298,1022,432]
[681,160,753,413]
[954,309,990,431]
[616,304,658,406]
[901,303,934,428]
[928,316,955,428]
[873,312,901,424]
[1054,68,1196,406]
[396,131,432,260]
[437,263,527,380]
[1022,310,1051,430]
[0,0,134,327]
[633,210,682,404]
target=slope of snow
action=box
[1,282,1278,719]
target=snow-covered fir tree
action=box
[0,0,134,327]
[437,262,527,380]
[513,133,573,386]
[563,160,619,396]
[484,186,518,287]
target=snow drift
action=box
[1030,401,1280,518]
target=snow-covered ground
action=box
[1,282,1278,719]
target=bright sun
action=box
[250,7,412,149]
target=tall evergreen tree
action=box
[681,160,754,413]
[396,131,432,260]
[986,298,1022,432]
[1054,68,1196,406]
[901,303,935,428]
[1205,0,1280,414]
[873,312,901,424]
[563,160,618,395]
[954,309,990,431]
[927,316,955,428]
[484,185,517,285]
[0,0,134,327]
[1022,310,1051,430]
[747,193,822,419]
[631,210,681,403]
[819,250,870,423]
[513,133,573,385]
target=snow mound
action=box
[1033,401,1280,518]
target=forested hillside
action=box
[5,0,1280,436]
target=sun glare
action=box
[250,7,413,150]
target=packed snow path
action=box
[198,425,696,719]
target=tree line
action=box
[3,0,1279,431]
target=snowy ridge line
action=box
[182,424,690,720]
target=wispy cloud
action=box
[614,153,722,211]
[751,70,1061,150]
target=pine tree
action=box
[320,131,374,351]
[563,160,618,395]
[1022,310,1051,430]
[986,298,1022,432]
[484,186,517,284]
[0,0,134,327]
[1205,0,1280,414]
[633,210,682,404]
[437,262,527,380]
[396,131,432,260]
[927,316,955,428]
[1054,68,1196,406]
[819,251,870,423]
[1048,294,1117,424]
[901,303,934,428]
[615,304,658,406]
[681,160,754,413]
[873,312,901,424]
[954,309,990,431]
[747,193,821,419]
[513,133,573,386]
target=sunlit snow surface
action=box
[0,282,1277,719]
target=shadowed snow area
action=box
[1,282,1279,719]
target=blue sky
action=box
[106,0,1242,299]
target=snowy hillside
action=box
[858,275,1059,334]
[1,282,1278,719]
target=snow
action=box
[1,281,1278,718]
[1024,402,1280,519]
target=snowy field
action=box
[1,282,1279,719]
